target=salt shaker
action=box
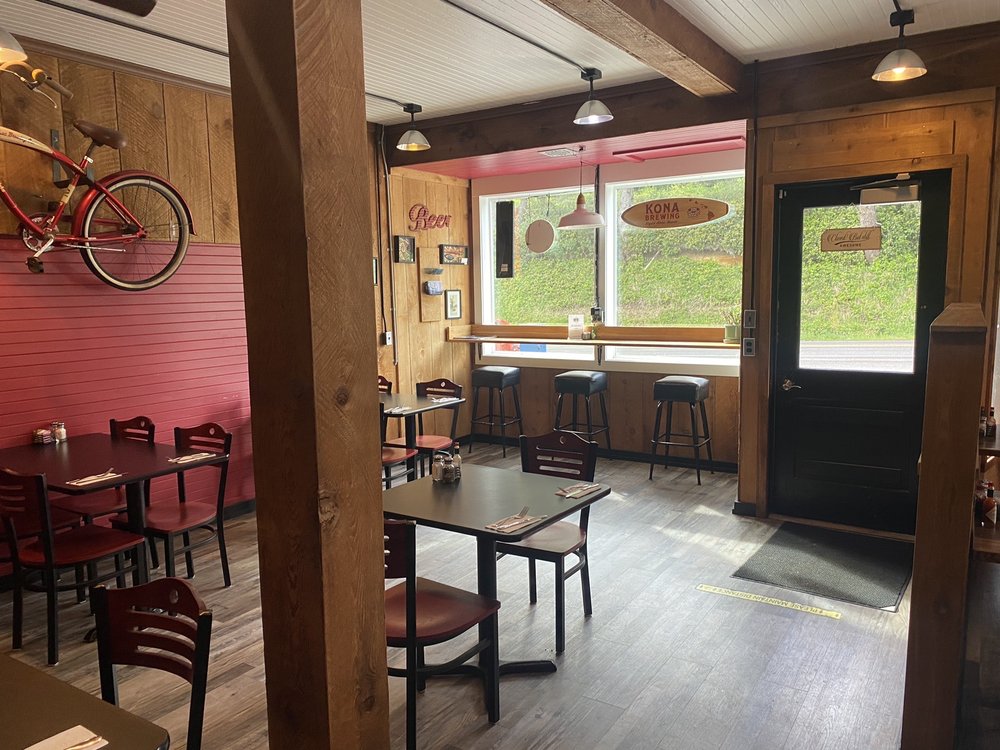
[431,454,445,482]
[51,421,67,443]
[442,455,457,483]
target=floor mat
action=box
[732,523,913,611]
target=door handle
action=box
[782,378,802,391]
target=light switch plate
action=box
[743,309,757,329]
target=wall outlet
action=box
[743,309,757,329]
[382,331,393,346]
[742,337,756,357]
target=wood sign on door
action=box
[820,227,882,252]
[620,198,729,229]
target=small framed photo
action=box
[394,235,415,263]
[444,289,462,319]
[439,244,468,265]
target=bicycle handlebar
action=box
[32,69,73,100]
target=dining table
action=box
[0,433,228,584]
[379,392,466,473]
[0,653,170,749]
[382,463,610,676]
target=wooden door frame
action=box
[738,153,968,521]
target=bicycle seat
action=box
[74,120,128,150]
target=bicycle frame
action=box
[0,124,145,247]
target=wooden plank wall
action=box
[0,49,251,507]
[739,88,999,516]
[373,163,474,440]
[0,47,240,244]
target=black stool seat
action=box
[554,370,608,396]
[469,367,523,457]
[653,375,709,403]
[472,366,521,389]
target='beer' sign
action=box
[620,198,729,229]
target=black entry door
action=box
[769,171,950,534]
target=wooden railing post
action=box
[902,303,987,749]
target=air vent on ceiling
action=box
[538,148,578,158]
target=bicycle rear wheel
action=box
[80,175,190,291]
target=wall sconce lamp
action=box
[573,68,613,125]
[872,1,927,82]
[396,103,431,152]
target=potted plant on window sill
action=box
[724,311,741,344]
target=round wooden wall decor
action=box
[525,219,555,253]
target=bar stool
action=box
[469,366,523,457]
[553,370,611,450]
[648,375,714,484]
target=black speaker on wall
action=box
[495,201,514,278]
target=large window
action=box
[476,166,745,371]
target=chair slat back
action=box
[94,578,213,750]
[174,422,232,456]
[416,378,462,400]
[383,518,416,581]
[110,416,155,444]
[0,468,52,551]
[378,375,394,394]
[520,431,598,482]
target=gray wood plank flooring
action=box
[0,447,918,749]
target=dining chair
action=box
[93,577,212,750]
[384,519,500,749]
[381,403,418,489]
[378,375,394,394]
[496,431,598,654]
[51,416,156,525]
[114,423,233,587]
[0,467,146,665]
[386,378,463,475]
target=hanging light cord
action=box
[438,0,587,74]
[366,92,410,108]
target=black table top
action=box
[379,393,465,417]
[0,433,226,495]
[0,654,170,749]
[382,464,609,542]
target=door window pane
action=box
[799,201,921,374]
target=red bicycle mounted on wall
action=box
[0,60,192,291]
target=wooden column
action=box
[224,1,389,747]
[901,303,987,749]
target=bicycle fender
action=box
[72,170,196,237]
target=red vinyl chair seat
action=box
[385,435,454,452]
[141,502,217,534]
[382,446,418,465]
[384,578,501,647]
[19,525,145,567]
[50,491,126,520]
[497,521,586,557]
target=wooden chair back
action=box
[520,431,598,482]
[416,378,463,439]
[94,578,213,750]
[110,416,155,443]
[0,468,54,563]
[378,375,394,394]
[174,423,232,511]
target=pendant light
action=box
[558,149,604,230]
[396,103,431,152]
[0,26,27,64]
[872,1,926,82]
[574,68,613,126]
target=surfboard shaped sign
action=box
[621,198,730,229]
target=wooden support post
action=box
[225,1,389,747]
[901,303,987,749]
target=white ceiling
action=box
[0,0,998,125]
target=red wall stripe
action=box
[0,239,255,508]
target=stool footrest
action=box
[558,425,610,438]
[651,435,712,449]
[471,416,522,428]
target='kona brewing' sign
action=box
[620,198,729,229]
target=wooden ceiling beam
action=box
[540,0,743,96]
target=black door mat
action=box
[733,523,913,611]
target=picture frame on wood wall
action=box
[440,244,468,265]
[394,235,416,263]
[444,289,462,320]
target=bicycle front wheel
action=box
[80,175,190,291]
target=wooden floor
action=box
[1,447,923,749]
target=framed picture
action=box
[444,289,462,320]
[439,244,469,265]
[394,235,415,263]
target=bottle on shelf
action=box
[980,407,988,437]
[988,407,997,438]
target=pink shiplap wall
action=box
[0,238,254,507]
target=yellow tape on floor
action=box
[697,584,842,619]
